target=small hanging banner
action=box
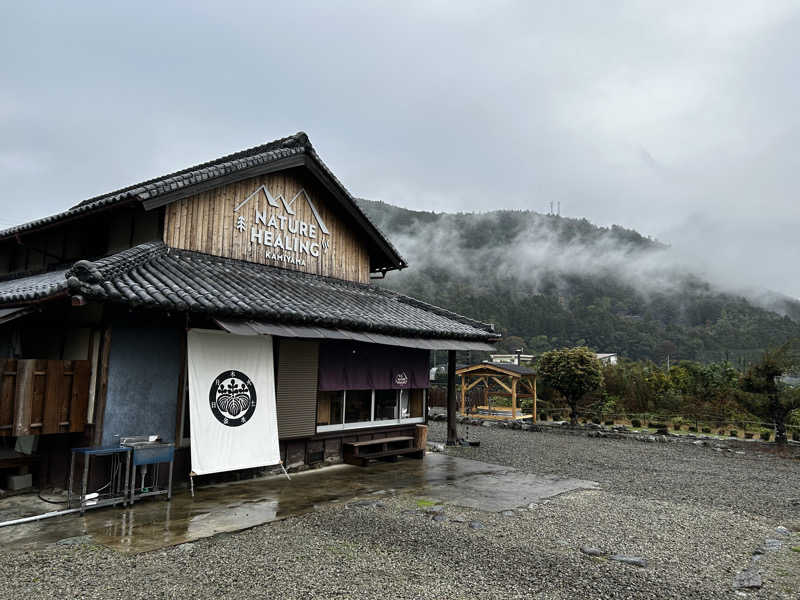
[187,329,280,476]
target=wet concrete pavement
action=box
[0,453,597,553]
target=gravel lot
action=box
[1,424,798,599]
[429,421,800,521]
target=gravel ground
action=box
[428,421,800,521]
[0,424,798,599]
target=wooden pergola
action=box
[456,362,537,420]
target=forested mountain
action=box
[359,199,800,364]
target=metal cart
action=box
[68,445,132,514]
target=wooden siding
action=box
[0,359,90,436]
[275,340,319,439]
[0,206,160,278]
[163,170,371,283]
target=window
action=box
[345,390,372,423]
[374,389,397,421]
[408,389,424,418]
[316,391,344,426]
[316,389,426,432]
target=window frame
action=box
[316,388,426,433]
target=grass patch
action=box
[791,546,800,553]
[415,499,439,508]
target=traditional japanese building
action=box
[0,132,496,489]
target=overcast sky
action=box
[1,1,798,297]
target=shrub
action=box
[688,426,697,432]
[604,420,614,426]
[745,432,754,439]
[717,429,725,436]
[701,427,711,434]
[793,431,799,442]
[673,422,682,431]
[729,430,738,437]
[591,418,601,425]
[760,430,771,441]
[631,419,641,428]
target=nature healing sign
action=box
[233,184,331,268]
[163,172,372,283]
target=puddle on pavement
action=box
[0,454,598,553]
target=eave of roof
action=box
[0,132,406,273]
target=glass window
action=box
[374,389,398,421]
[317,387,427,431]
[345,390,372,423]
[316,390,344,426]
[399,389,410,419]
[408,389,425,418]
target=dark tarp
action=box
[318,341,429,391]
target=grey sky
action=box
[1,1,798,296]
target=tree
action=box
[538,347,604,425]
[740,341,800,444]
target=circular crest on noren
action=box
[209,370,257,427]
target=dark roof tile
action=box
[0,242,495,340]
[0,269,69,304]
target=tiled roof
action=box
[0,269,69,304]
[0,132,405,271]
[0,242,494,340]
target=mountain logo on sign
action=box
[394,371,409,386]
[234,185,330,235]
[209,370,257,427]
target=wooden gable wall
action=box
[162,168,371,283]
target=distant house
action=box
[595,353,618,365]
[489,353,534,365]
[780,375,800,388]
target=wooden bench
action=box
[0,450,39,470]
[343,436,424,467]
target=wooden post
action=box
[532,376,537,422]
[460,374,466,415]
[447,350,457,445]
[511,378,517,419]
[92,327,113,446]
